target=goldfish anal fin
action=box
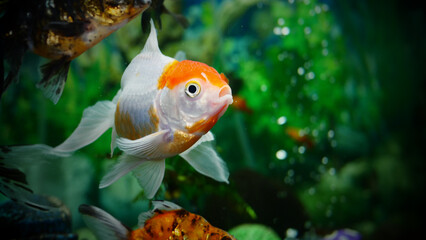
[99,154,144,189]
[179,132,229,183]
[37,58,71,104]
[99,154,165,199]
[79,204,130,240]
[132,159,165,199]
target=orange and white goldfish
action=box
[80,201,236,240]
[0,0,151,104]
[0,20,233,205]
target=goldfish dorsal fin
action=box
[137,201,182,227]
[120,19,175,88]
[79,204,130,240]
[153,200,182,211]
[140,19,161,55]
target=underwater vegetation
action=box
[1,0,425,239]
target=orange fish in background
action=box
[231,95,253,114]
[80,201,237,240]
[285,127,314,149]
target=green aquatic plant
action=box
[229,223,281,240]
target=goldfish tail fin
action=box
[99,154,143,189]
[37,58,71,104]
[99,155,165,199]
[179,131,230,183]
[138,200,182,226]
[0,164,52,211]
[79,204,131,240]
[0,145,71,211]
[55,100,116,152]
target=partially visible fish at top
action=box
[141,0,189,33]
[79,201,237,240]
[0,20,233,205]
[0,0,151,104]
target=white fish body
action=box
[0,20,233,201]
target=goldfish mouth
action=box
[214,86,233,118]
[217,86,233,105]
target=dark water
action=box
[1,0,424,239]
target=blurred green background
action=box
[1,0,424,239]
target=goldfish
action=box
[1,195,77,239]
[285,127,314,149]
[0,20,233,206]
[79,201,236,240]
[231,95,253,114]
[0,0,151,104]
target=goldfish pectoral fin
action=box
[79,204,131,240]
[179,132,229,183]
[137,200,182,227]
[55,100,116,152]
[37,58,71,104]
[132,159,165,199]
[116,130,171,160]
[174,50,187,61]
[99,154,144,189]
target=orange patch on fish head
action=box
[158,60,229,90]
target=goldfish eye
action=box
[185,81,201,98]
